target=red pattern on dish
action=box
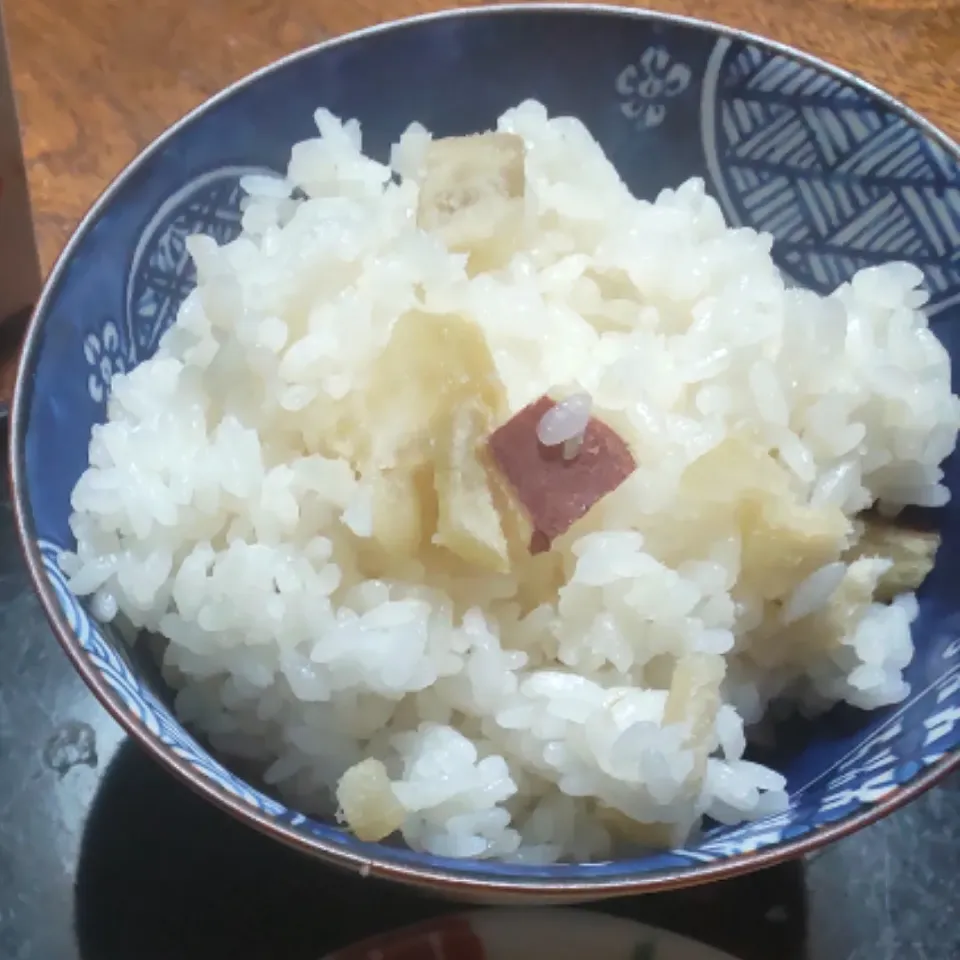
[328,915,485,960]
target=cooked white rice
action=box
[61,100,960,862]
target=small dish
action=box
[322,909,742,960]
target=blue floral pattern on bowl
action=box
[14,6,960,893]
[126,165,274,359]
[82,320,127,404]
[616,46,692,130]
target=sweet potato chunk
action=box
[682,438,852,601]
[337,758,406,843]
[749,557,891,669]
[597,807,689,851]
[664,653,725,800]
[368,465,433,559]
[358,310,511,572]
[433,403,511,573]
[486,395,637,554]
[363,310,506,467]
[845,516,940,601]
[417,132,526,269]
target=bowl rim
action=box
[10,1,960,899]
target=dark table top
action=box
[0,416,957,960]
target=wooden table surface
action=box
[0,0,957,398]
[3,0,957,402]
[4,0,960,273]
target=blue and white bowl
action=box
[11,5,960,901]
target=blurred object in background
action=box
[0,2,39,410]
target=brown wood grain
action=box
[0,0,957,404]
[4,0,959,274]
[0,0,960,402]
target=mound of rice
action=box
[61,100,960,862]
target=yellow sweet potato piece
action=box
[845,517,940,602]
[740,496,851,601]
[355,310,511,574]
[433,403,510,573]
[417,132,526,270]
[749,557,890,669]
[682,438,852,601]
[664,653,725,799]
[336,758,406,843]
[363,310,507,468]
[596,806,688,851]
